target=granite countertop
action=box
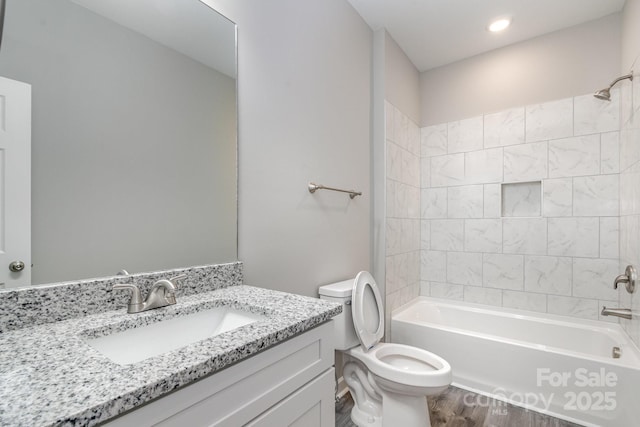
[0,285,341,427]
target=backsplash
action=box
[0,262,243,332]
[619,71,640,346]
[384,101,420,339]
[420,91,621,321]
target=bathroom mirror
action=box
[0,0,237,286]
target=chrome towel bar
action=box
[308,182,362,199]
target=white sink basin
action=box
[84,307,265,365]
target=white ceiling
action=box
[72,0,236,78]
[347,0,626,72]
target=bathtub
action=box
[391,297,640,427]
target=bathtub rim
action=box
[391,296,640,369]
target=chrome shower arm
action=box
[608,73,634,88]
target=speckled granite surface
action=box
[0,262,243,333]
[0,285,341,427]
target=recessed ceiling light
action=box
[488,18,511,32]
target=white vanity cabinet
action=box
[104,321,335,427]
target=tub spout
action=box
[601,306,632,320]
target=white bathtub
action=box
[391,297,640,427]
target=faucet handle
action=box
[614,265,637,293]
[167,274,187,289]
[113,283,143,303]
[613,274,628,289]
[165,275,186,304]
[113,283,144,313]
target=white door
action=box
[0,76,31,288]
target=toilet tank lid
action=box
[318,279,354,297]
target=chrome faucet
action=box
[601,306,633,320]
[113,274,186,314]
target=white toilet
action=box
[319,271,451,427]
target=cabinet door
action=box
[247,369,335,427]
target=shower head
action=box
[594,88,612,101]
[594,72,634,101]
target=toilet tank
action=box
[318,279,358,350]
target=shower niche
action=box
[501,181,542,217]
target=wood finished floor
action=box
[335,386,583,427]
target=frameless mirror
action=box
[0,0,237,286]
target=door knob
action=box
[9,261,25,272]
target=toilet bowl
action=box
[319,271,452,427]
[348,343,451,395]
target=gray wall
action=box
[0,0,237,284]
[622,0,640,71]
[420,13,622,126]
[205,0,372,297]
[384,33,421,124]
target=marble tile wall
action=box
[619,72,640,346]
[421,91,622,322]
[385,101,421,339]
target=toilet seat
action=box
[351,271,384,350]
[346,343,451,389]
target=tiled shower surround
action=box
[619,72,640,346]
[384,102,421,338]
[420,91,623,321]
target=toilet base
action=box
[381,392,431,427]
[343,352,445,427]
[350,405,381,427]
[349,391,433,427]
